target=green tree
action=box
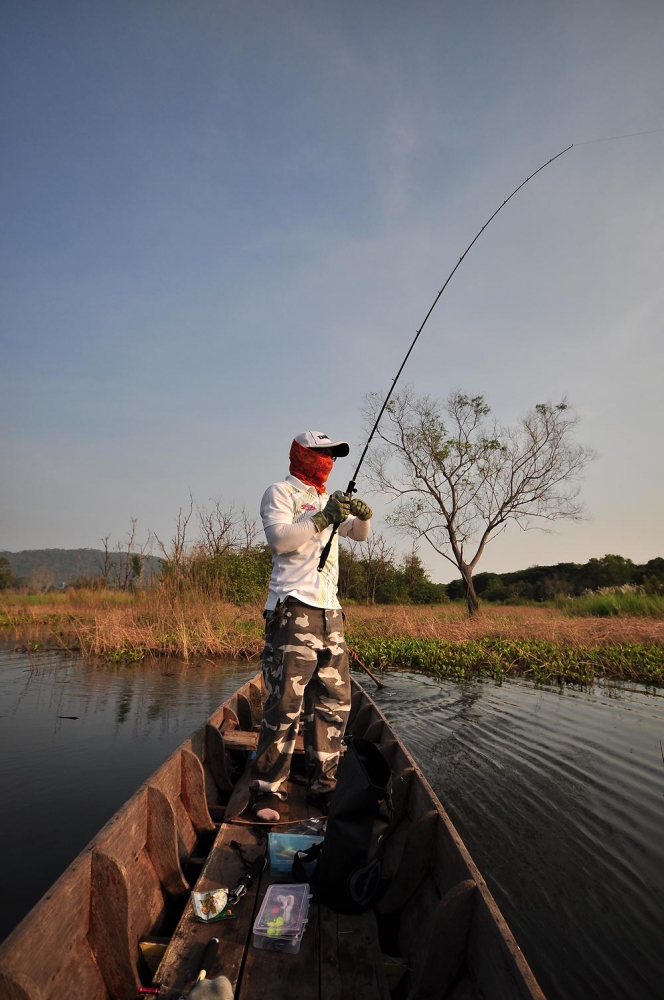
[0,556,17,590]
[585,554,634,590]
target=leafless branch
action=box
[363,387,596,613]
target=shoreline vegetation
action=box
[2,590,663,687]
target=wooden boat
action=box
[0,674,545,1000]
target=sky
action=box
[2,0,663,583]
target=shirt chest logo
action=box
[300,502,317,511]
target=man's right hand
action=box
[311,493,352,532]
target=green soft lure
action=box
[267,916,284,937]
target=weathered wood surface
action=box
[238,873,320,1000]
[0,853,107,1000]
[181,748,216,834]
[384,765,415,836]
[349,683,547,1000]
[0,674,262,1000]
[89,848,142,999]
[235,692,257,731]
[147,752,199,860]
[160,765,388,1000]
[408,879,477,1000]
[0,672,546,1000]
[0,970,44,1000]
[377,810,438,915]
[216,728,305,753]
[347,700,374,738]
[147,785,190,897]
[155,823,265,997]
[449,975,483,1000]
[223,760,254,821]
[205,723,235,792]
[467,893,546,1000]
[319,906,390,1000]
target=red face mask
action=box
[289,440,334,494]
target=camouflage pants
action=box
[249,599,351,801]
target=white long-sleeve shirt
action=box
[261,474,370,610]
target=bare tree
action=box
[364,387,596,614]
[154,494,195,572]
[197,499,239,558]
[359,532,395,605]
[114,517,138,591]
[98,534,112,588]
[239,506,260,552]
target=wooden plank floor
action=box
[222,730,305,753]
[155,822,266,997]
[156,767,390,999]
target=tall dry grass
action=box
[1,588,265,661]
[345,606,664,684]
[2,588,663,666]
[345,603,664,646]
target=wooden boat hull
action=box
[0,674,545,1000]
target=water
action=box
[1,644,663,998]
[372,674,664,1000]
[0,640,256,942]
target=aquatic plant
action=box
[1,591,662,684]
[347,635,664,686]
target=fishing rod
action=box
[318,143,574,572]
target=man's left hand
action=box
[349,498,373,521]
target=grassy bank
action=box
[1,590,663,685]
[347,604,664,685]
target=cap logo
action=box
[317,434,329,441]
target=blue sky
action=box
[2,0,663,581]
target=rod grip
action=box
[317,529,336,572]
[317,480,357,572]
[196,936,219,981]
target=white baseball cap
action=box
[294,431,350,457]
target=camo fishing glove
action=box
[349,498,373,521]
[312,492,352,531]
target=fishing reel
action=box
[317,482,358,573]
[331,479,358,502]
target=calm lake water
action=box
[373,673,664,1000]
[1,639,663,1000]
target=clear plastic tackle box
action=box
[252,883,311,954]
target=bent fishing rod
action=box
[318,142,573,573]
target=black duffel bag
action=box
[295,736,392,914]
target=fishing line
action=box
[576,125,664,145]
[317,142,574,572]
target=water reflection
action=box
[2,642,664,999]
[3,646,256,737]
[0,639,256,941]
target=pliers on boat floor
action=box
[227,842,267,905]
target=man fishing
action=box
[248,430,373,822]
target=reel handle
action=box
[317,480,357,572]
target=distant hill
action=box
[3,548,663,601]
[0,548,162,587]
